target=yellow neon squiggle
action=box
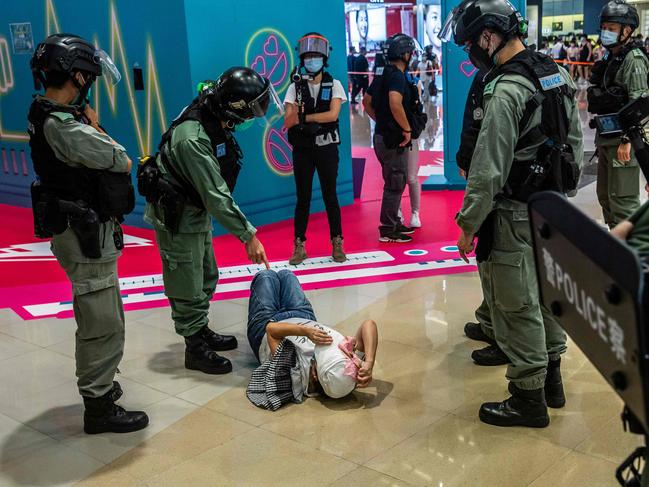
[45,0,61,36]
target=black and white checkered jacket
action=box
[246,339,297,411]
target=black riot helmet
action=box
[201,67,283,128]
[440,0,527,46]
[30,33,120,91]
[385,33,417,61]
[600,0,639,30]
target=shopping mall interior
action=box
[0,0,647,486]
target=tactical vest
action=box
[287,71,340,149]
[28,98,94,204]
[587,41,647,115]
[483,49,579,200]
[456,72,487,173]
[158,101,243,209]
[27,97,134,233]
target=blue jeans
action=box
[247,269,316,361]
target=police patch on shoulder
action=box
[633,49,645,58]
[538,73,566,91]
[375,67,384,76]
[483,75,503,96]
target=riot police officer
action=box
[28,34,148,434]
[142,67,278,375]
[588,0,649,228]
[285,32,347,265]
[442,0,584,427]
[363,33,428,243]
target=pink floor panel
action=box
[0,149,473,320]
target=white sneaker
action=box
[410,211,422,228]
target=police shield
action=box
[528,191,649,431]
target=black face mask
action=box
[468,43,495,72]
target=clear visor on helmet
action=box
[93,49,121,85]
[298,35,330,58]
[248,80,284,127]
[439,9,459,42]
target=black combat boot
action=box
[464,322,496,345]
[83,384,149,435]
[545,358,566,409]
[185,332,233,375]
[195,325,238,351]
[479,383,550,428]
[471,344,511,366]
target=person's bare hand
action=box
[611,221,634,241]
[459,168,467,179]
[84,104,99,128]
[617,142,632,163]
[306,328,333,346]
[245,235,270,269]
[356,360,374,388]
[457,230,475,263]
[399,131,412,147]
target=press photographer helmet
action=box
[385,33,416,61]
[440,0,527,46]
[296,32,331,62]
[30,33,120,93]
[200,67,282,128]
[600,0,639,31]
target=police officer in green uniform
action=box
[588,1,649,228]
[143,67,281,375]
[442,0,584,427]
[28,34,148,434]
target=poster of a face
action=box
[424,4,442,63]
[357,9,369,41]
[349,8,387,46]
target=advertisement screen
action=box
[349,8,387,44]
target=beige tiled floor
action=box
[0,183,642,487]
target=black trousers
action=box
[351,76,369,103]
[292,144,342,241]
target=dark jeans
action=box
[351,76,369,102]
[292,144,343,241]
[374,133,408,236]
[247,269,316,361]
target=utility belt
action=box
[136,153,202,234]
[504,142,579,203]
[287,121,339,150]
[30,181,124,259]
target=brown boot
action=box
[332,236,347,263]
[289,238,307,265]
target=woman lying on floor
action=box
[245,269,378,410]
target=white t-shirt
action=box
[284,78,347,147]
[417,60,433,79]
[259,317,347,400]
[552,42,564,59]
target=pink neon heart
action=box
[251,55,267,76]
[263,35,279,57]
[460,60,477,78]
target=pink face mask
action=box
[338,336,363,380]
